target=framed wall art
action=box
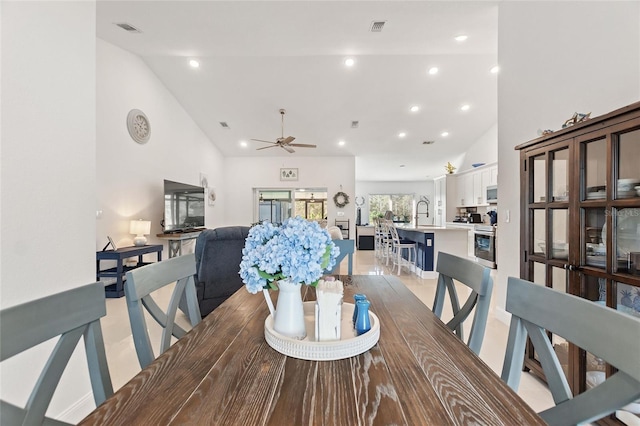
[280,168,298,181]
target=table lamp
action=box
[130,219,151,246]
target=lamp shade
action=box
[130,220,151,246]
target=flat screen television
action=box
[163,179,205,232]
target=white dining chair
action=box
[0,283,113,425]
[432,252,493,355]
[501,277,640,425]
[125,253,201,369]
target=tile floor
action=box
[102,248,555,414]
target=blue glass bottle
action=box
[352,294,367,325]
[355,299,371,336]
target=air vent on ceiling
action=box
[370,21,386,32]
[351,121,359,128]
[114,23,142,33]
[219,122,230,129]
[423,140,435,145]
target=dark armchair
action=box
[194,226,250,317]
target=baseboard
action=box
[415,267,437,279]
[494,306,511,325]
[55,392,94,424]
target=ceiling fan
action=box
[251,109,317,153]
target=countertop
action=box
[395,224,470,232]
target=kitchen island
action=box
[395,224,469,278]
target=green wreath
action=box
[333,191,350,208]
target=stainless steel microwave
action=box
[486,185,498,203]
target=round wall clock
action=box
[127,109,151,144]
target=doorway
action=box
[254,188,327,224]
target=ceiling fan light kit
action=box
[251,109,317,153]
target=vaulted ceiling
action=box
[97,1,498,181]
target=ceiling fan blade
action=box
[281,145,295,153]
[256,145,280,151]
[251,139,277,144]
[288,143,317,148]
[281,136,296,144]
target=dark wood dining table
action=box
[81,275,544,425]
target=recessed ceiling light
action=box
[189,59,200,68]
[460,104,470,111]
[454,35,468,42]
[344,58,355,67]
[428,67,439,75]
[398,132,406,138]
[240,141,247,147]
[338,140,346,146]
[441,131,449,137]
[490,65,500,74]
[410,105,420,113]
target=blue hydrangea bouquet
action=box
[239,217,340,294]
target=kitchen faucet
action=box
[415,197,430,226]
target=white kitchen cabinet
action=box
[472,173,482,206]
[433,176,445,226]
[480,169,492,204]
[433,175,458,225]
[490,166,498,186]
[457,174,474,207]
[455,164,498,207]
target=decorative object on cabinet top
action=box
[561,111,591,128]
[444,162,456,174]
[471,162,485,168]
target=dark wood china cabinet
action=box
[516,102,640,425]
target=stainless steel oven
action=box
[474,225,496,268]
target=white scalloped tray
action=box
[264,302,380,361]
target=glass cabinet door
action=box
[583,138,607,201]
[521,105,640,422]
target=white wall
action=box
[96,39,226,255]
[355,180,434,225]
[223,156,356,236]
[458,124,498,172]
[1,1,98,420]
[496,1,640,319]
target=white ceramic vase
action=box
[263,279,306,340]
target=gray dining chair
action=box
[125,253,201,369]
[501,277,640,426]
[432,251,493,354]
[0,283,113,426]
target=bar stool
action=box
[387,224,417,275]
[374,218,388,258]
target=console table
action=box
[96,245,163,298]
[156,231,202,258]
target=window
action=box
[368,194,414,223]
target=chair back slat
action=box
[505,277,640,382]
[436,252,491,295]
[432,252,493,354]
[125,253,201,369]
[502,277,640,425]
[1,283,105,361]
[0,283,113,426]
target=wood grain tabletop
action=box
[81,275,544,425]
